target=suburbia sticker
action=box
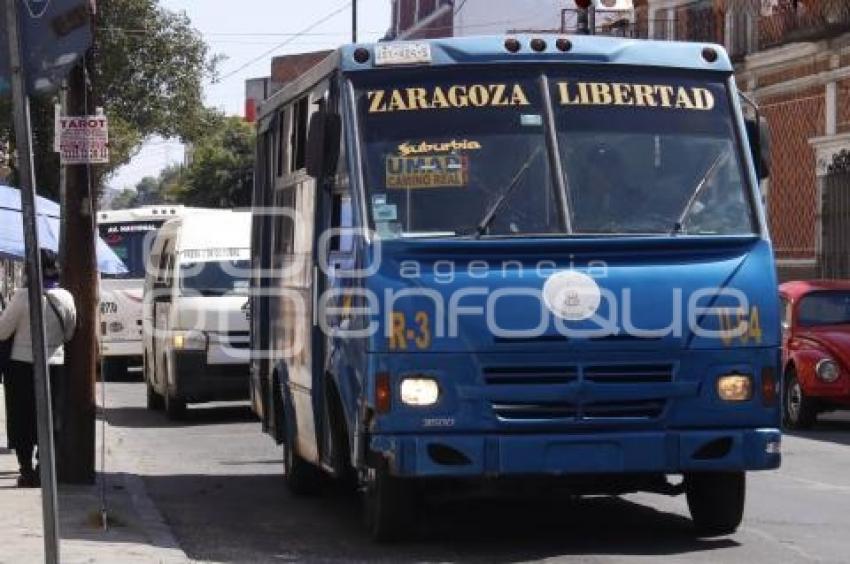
[556,82,716,111]
[397,139,482,156]
[386,155,468,189]
[368,84,530,113]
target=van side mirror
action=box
[306,110,342,180]
[745,116,771,180]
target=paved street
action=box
[100,381,850,563]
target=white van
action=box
[142,211,252,418]
[98,205,206,379]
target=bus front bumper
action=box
[370,428,781,478]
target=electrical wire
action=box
[214,1,353,84]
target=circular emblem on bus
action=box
[543,270,601,321]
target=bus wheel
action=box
[363,461,416,542]
[283,439,322,496]
[783,368,817,430]
[685,471,745,536]
[146,380,163,411]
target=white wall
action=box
[454,0,567,36]
[454,0,632,36]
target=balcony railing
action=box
[546,1,850,59]
[758,0,850,51]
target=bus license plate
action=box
[375,43,432,66]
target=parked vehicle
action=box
[250,34,780,540]
[779,280,850,429]
[142,210,251,419]
[98,206,195,379]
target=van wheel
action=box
[283,439,322,496]
[685,471,745,536]
[102,358,128,381]
[363,461,417,542]
[146,380,163,411]
[162,356,186,420]
[784,368,817,430]
[164,392,186,420]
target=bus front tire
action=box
[363,462,416,542]
[685,471,745,536]
[283,439,322,496]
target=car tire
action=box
[685,471,745,536]
[146,379,163,411]
[283,438,323,496]
[363,461,417,542]
[102,358,128,381]
[783,367,817,430]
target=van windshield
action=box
[353,66,755,238]
[179,259,250,297]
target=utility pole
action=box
[5,0,61,560]
[352,0,357,43]
[58,56,98,485]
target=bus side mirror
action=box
[745,116,771,181]
[306,111,342,180]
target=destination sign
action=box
[367,82,717,113]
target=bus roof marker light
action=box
[504,38,521,53]
[530,38,547,52]
[556,38,572,52]
[702,47,719,63]
[353,47,370,64]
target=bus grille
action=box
[483,363,674,422]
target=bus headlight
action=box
[400,378,440,407]
[816,359,840,383]
[717,373,753,402]
[172,330,207,351]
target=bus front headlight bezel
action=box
[717,373,753,402]
[400,377,440,407]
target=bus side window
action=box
[330,129,353,256]
[273,188,295,259]
[290,97,309,172]
[276,109,288,178]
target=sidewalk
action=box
[0,387,189,563]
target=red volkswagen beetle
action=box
[779,280,850,429]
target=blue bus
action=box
[250,34,780,541]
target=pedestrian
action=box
[0,250,76,487]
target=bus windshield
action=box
[179,259,251,297]
[354,66,755,238]
[99,222,162,279]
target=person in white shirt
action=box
[0,251,76,487]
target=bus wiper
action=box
[472,146,543,239]
[671,149,730,235]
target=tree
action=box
[0,0,220,199]
[107,164,185,209]
[175,117,255,208]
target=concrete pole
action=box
[5,0,61,561]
